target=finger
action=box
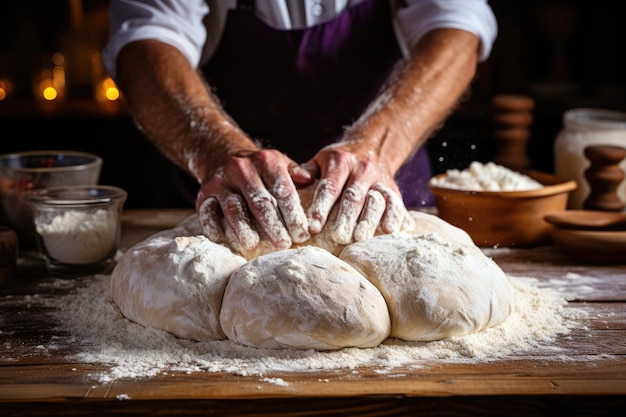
[270,179,310,244]
[353,189,386,242]
[197,196,225,243]
[247,151,307,246]
[307,178,341,234]
[245,187,292,250]
[223,155,292,250]
[330,181,368,245]
[221,193,260,251]
[402,210,416,230]
[288,162,314,186]
[372,183,409,233]
[306,154,350,234]
[298,161,321,180]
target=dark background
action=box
[1,0,624,208]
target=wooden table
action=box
[1,209,625,416]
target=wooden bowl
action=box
[428,171,577,247]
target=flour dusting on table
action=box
[35,272,586,383]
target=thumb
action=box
[289,162,318,186]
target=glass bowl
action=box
[25,185,127,277]
[0,150,102,245]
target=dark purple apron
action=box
[196,0,434,207]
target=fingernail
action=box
[308,218,322,234]
[290,165,312,180]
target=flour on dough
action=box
[219,246,391,350]
[111,231,246,341]
[404,210,475,247]
[339,232,512,341]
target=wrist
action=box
[189,120,260,183]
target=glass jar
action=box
[554,108,626,209]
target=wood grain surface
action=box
[1,209,625,416]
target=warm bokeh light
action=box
[105,87,120,101]
[42,86,58,101]
[103,78,119,101]
[52,52,64,67]
[33,53,66,104]
[38,78,59,101]
[90,51,121,108]
[0,80,12,101]
[95,76,120,103]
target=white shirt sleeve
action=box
[393,0,498,62]
[102,0,498,80]
[102,0,209,80]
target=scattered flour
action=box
[35,209,118,264]
[35,273,586,382]
[430,161,543,191]
[531,272,602,300]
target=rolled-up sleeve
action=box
[394,0,498,62]
[102,0,209,80]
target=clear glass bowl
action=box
[25,185,127,277]
[0,150,102,246]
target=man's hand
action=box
[196,149,313,251]
[302,143,412,245]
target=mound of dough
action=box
[112,187,512,349]
[339,232,512,341]
[111,231,247,341]
[404,210,475,247]
[219,246,391,350]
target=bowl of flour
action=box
[428,162,577,247]
[25,185,127,277]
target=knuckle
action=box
[221,194,246,217]
[271,180,296,201]
[343,183,366,203]
[247,188,277,209]
[317,178,341,197]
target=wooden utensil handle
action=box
[583,145,626,211]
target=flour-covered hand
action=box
[196,149,312,251]
[302,145,411,245]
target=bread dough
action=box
[219,246,391,350]
[111,229,246,341]
[111,187,512,349]
[404,210,475,247]
[339,232,512,341]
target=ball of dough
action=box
[404,210,475,247]
[219,246,391,350]
[111,232,247,341]
[339,232,512,341]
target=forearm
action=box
[116,40,259,183]
[344,28,480,175]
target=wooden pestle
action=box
[583,145,626,211]
[491,94,535,170]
